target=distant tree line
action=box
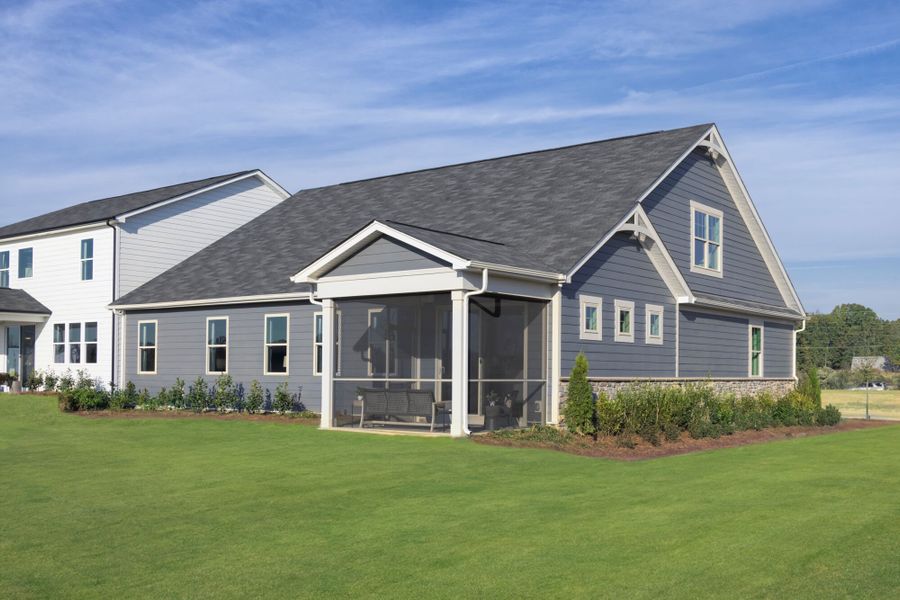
[797,304,900,370]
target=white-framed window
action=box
[313,311,342,376]
[368,308,398,376]
[749,323,763,377]
[206,317,229,374]
[0,251,9,288]
[53,324,65,363]
[84,322,98,364]
[264,314,289,375]
[690,200,723,276]
[137,320,157,374]
[18,247,33,278]
[80,239,94,281]
[614,300,635,343]
[645,304,664,345]
[68,323,81,363]
[579,295,602,341]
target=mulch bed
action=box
[472,419,896,461]
[73,409,320,426]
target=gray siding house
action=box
[111,124,805,437]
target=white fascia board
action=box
[565,125,715,282]
[686,297,803,321]
[467,261,565,283]
[109,292,311,311]
[0,312,50,323]
[705,125,805,316]
[0,221,108,244]
[115,171,290,222]
[291,221,470,283]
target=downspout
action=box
[793,318,806,380]
[461,268,488,436]
[106,219,117,387]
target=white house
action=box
[0,170,289,387]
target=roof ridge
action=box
[297,123,713,193]
[385,220,506,246]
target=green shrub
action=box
[817,404,841,426]
[43,372,59,392]
[663,422,681,442]
[273,382,293,414]
[489,425,574,445]
[246,380,264,414]
[28,371,44,391]
[562,353,596,436]
[58,370,75,393]
[137,389,152,409]
[167,378,185,408]
[798,366,822,408]
[187,377,208,411]
[213,374,237,412]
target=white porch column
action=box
[549,287,562,425]
[450,290,467,437]
[319,298,335,430]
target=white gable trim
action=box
[291,221,470,283]
[115,171,290,222]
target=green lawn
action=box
[823,389,900,420]
[2,396,899,599]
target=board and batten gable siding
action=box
[678,309,794,378]
[0,224,115,384]
[642,150,787,308]
[561,233,676,377]
[117,177,284,296]
[324,235,451,278]
[124,302,322,410]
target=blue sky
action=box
[1,0,898,318]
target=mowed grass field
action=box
[823,389,900,420]
[2,396,899,599]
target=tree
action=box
[563,352,596,436]
[797,304,895,370]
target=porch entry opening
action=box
[5,325,35,386]
[330,292,547,432]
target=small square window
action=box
[614,300,634,343]
[578,295,602,341]
[645,305,664,345]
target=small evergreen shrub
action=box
[817,404,842,426]
[137,389,152,409]
[562,352,596,436]
[58,370,75,393]
[187,377,208,412]
[273,382,293,414]
[43,372,59,392]
[213,374,237,412]
[170,378,185,408]
[28,371,44,391]
[246,380,264,414]
[798,366,822,408]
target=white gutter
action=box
[109,292,311,311]
[461,268,489,436]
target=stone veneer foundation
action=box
[559,378,797,404]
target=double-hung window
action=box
[18,248,33,278]
[690,201,723,275]
[68,323,81,363]
[749,324,763,377]
[579,295,602,341]
[264,314,289,375]
[84,322,98,364]
[645,305,664,345]
[206,317,228,374]
[313,312,342,376]
[53,324,66,363]
[138,321,157,374]
[0,251,8,287]
[614,300,634,343]
[80,239,94,281]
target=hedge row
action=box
[56,371,314,416]
[563,353,841,445]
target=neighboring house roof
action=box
[114,124,714,306]
[0,288,51,315]
[0,170,268,240]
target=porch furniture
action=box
[358,388,450,431]
[483,390,523,430]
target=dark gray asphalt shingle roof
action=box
[0,171,255,240]
[0,288,51,315]
[115,124,712,305]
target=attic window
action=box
[690,200,723,277]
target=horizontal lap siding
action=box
[643,150,787,307]
[562,233,676,377]
[124,302,322,410]
[117,178,284,296]
[326,236,450,277]
[679,310,795,378]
